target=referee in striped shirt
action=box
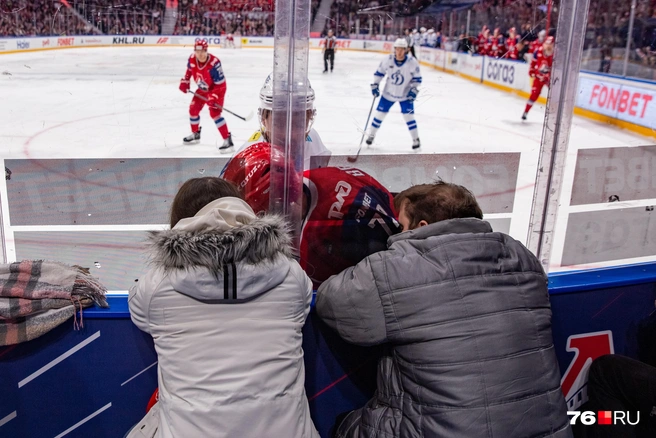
[323,29,336,73]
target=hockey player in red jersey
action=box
[505,27,520,60]
[225,33,235,48]
[522,36,554,120]
[530,29,547,54]
[221,142,401,288]
[179,39,234,151]
[476,26,489,56]
[490,27,505,58]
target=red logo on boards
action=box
[157,37,169,44]
[589,84,653,119]
[58,37,74,47]
[561,331,614,410]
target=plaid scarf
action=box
[0,260,109,346]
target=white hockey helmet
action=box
[259,73,315,111]
[393,38,408,49]
[428,28,435,33]
[538,29,547,42]
[420,27,427,32]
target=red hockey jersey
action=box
[506,35,519,60]
[490,35,505,58]
[530,47,554,82]
[183,53,226,94]
[300,167,400,288]
[529,38,543,54]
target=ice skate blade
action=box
[217,146,234,154]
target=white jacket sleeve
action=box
[315,253,387,346]
[128,274,151,333]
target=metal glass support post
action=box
[622,0,637,77]
[270,0,311,249]
[526,0,591,270]
[449,11,454,40]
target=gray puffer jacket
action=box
[316,218,572,438]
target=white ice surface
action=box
[0,46,649,160]
[0,47,653,270]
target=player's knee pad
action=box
[189,102,203,117]
[208,108,223,119]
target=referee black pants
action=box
[324,49,335,72]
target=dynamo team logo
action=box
[390,71,404,86]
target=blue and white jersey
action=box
[427,32,438,48]
[372,54,422,102]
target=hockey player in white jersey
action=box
[366,38,422,150]
[234,73,331,169]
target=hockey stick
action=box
[347,95,377,163]
[188,90,254,121]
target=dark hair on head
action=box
[394,180,483,229]
[169,177,243,228]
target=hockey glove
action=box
[179,79,190,93]
[407,87,418,102]
[370,83,380,97]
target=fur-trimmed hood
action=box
[145,214,296,301]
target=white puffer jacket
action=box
[129,198,318,438]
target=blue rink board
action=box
[1,262,655,437]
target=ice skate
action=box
[217,133,234,153]
[365,133,375,145]
[183,127,201,144]
[412,138,421,150]
[521,112,528,120]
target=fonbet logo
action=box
[58,37,74,47]
[561,331,614,410]
[568,410,640,426]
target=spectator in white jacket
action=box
[128,177,318,438]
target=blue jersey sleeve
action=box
[210,60,225,84]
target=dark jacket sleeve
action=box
[315,253,387,346]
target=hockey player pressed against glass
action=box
[522,36,554,120]
[221,142,400,288]
[367,38,422,150]
[179,40,234,152]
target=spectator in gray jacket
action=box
[316,181,572,438]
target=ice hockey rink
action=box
[0,46,649,160]
[1,46,654,273]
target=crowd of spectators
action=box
[1,0,655,74]
[584,0,656,76]
[0,0,273,37]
